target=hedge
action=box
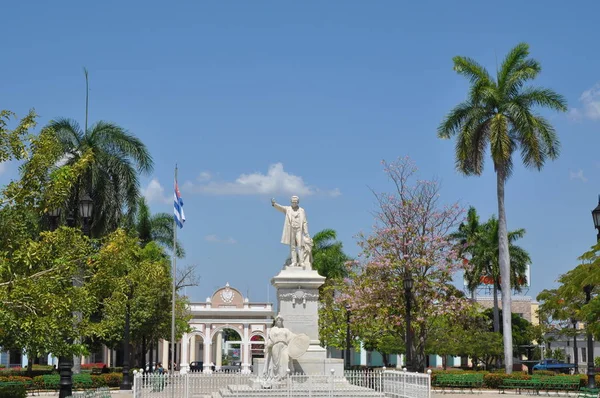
[0,384,26,398]
[431,370,600,389]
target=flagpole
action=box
[171,165,177,376]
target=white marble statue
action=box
[261,315,309,387]
[271,196,311,268]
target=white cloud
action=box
[197,171,212,182]
[183,163,341,197]
[569,169,588,183]
[142,178,171,204]
[205,234,237,244]
[0,162,6,175]
[569,83,600,121]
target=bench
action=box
[499,378,541,394]
[433,374,484,393]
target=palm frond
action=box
[497,43,531,89]
[89,121,154,174]
[45,118,83,152]
[452,56,494,86]
[516,87,568,112]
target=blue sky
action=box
[2,1,600,303]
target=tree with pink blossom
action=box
[339,157,472,371]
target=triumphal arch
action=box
[171,283,275,374]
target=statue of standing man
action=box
[271,196,312,268]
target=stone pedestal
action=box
[253,266,343,375]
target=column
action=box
[180,333,189,373]
[215,331,223,371]
[161,340,169,366]
[396,354,402,369]
[189,335,196,363]
[242,324,250,374]
[203,324,212,373]
[360,342,367,366]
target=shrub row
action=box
[430,370,600,389]
[0,367,123,377]
[0,373,123,391]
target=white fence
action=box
[132,369,430,398]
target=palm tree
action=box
[45,118,153,237]
[450,206,483,300]
[474,217,530,334]
[438,42,567,372]
[311,229,350,280]
[134,197,184,257]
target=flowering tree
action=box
[341,157,471,370]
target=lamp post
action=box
[49,207,71,398]
[587,196,600,389]
[403,273,414,372]
[572,318,579,374]
[120,283,133,390]
[345,304,351,370]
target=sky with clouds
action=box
[2,0,600,303]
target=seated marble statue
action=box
[261,315,309,387]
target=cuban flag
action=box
[174,182,185,229]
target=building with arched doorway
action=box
[159,283,275,374]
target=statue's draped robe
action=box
[263,326,294,381]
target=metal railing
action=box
[132,368,430,398]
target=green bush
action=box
[102,373,122,387]
[0,384,27,398]
[533,370,556,377]
[483,373,511,388]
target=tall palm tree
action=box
[134,197,184,257]
[45,118,153,237]
[438,42,567,372]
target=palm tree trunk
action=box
[492,283,500,333]
[497,167,513,373]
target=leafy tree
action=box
[340,157,470,371]
[43,117,153,237]
[0,228,94,373]
[483,309,535,357]
[438,43,567,372]
[85,230,191,363]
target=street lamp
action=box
[403,273,414,372]
[592,196,600,241]
[345,304,351,370]
[79,194,93,236]
[48,208,61,231]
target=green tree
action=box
[43,117,153,237]
[438,43,566,372]
[450,207,483,300]
[311,229,350,280]
[85,230,191,363]
[475,216,530,333]
[134,197,184,257]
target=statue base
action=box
[256,266,343,376]
[253,357,344,378]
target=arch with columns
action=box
[159,283,274,374]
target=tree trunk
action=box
[497,167,513,373]
[141,336,147,369]
[27,356,33,377]
[442,355,447,370]
[492,283,500,333]
[471,288,476,302]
